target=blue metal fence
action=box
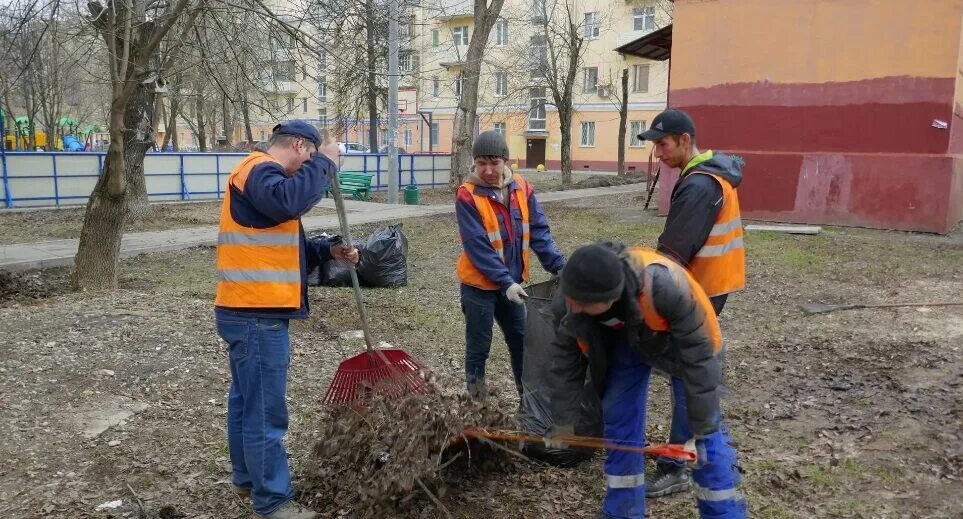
[0,151,452,208]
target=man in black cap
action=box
[214,120,359,519]
[639,108,746,497]
[456,130,566,398]
[542,243,746,519]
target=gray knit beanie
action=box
[472,130,510,159]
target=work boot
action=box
[233,484,251,500]
[645,464,690,498]
[253,501,317,519]
[467,376,488,400]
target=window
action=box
[453,26,469,46]
[318,108,328,128]
[494,71,508,96]
[404,128,412,147]
[529,87,546,130]
[530,35,547,78]
[430,122,439,147]
[583,67,599,92]
[318,78,327,102]
[302,65,308,80]
[317,50,327,70]
[400,16,414,38]
[432,77,440,98]
[632,64,650,93]
[531,0,546,22]
[580,121,596,147]
[633,7,656,32]
[495,19,508,46]
[629,121,647,147]
[583,12,600,39]
[455,74,463,97]
[400,52,420,73]
[494,122,506,135]
[380,129,388,147]
[287,97,295,112]
[273,60,295,81]
[431,29,440,47]
[302,97,308,113]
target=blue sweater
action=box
[215,152,337,320]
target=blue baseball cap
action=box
[272,120,321,147]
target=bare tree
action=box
[447,0,507,188]
[72,0,202,289]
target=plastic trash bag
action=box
[357,224,408,287]
[517,279,601,467]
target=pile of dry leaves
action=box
[300,380,522,516]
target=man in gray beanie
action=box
[455,130,566,398]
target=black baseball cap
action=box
[272,120,322,147]
[639,108,696,141]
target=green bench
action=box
[329,172,373,201]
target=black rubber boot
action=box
[645,464,690,498]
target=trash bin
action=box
[404,184,420,205]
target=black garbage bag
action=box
[307,235,364,287]
[517,279,602,467]
[356,224,408,287]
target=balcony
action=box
[617,28,656,48]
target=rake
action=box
[321,145,427,406]
[454,427,697,462]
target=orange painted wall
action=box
[672,0,963,88]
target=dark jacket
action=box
[658,151,743,267]
[545,244,723,437]
[215,152,337,320]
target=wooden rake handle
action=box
[459,427,697,462]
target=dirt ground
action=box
[1,191,961,518]
[0,202,334,244]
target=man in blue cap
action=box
[214,120,359,519]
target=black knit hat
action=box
[472,130,510,159]
[560,244,625,303]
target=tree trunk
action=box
[559,106,572,187]
[242,96,253,143]
[123,81,157,218]
[449,0,506,188]
[221,93,232,147]
[364,0,379,150]
[128,86,157,215]
[72,97,128,290]
[195,88,208,151]
[617,68,628,177]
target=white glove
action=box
[505,283,528,304]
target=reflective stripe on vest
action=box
[456,175,531,290]
[214,152,302,309]
[689,172,746,297]
[628,247,722,354]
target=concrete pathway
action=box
[0,184,643,272]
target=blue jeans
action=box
[658,294,728,470]
[217,312,295,515]
[601,340,746,519]
[460,284,526,393]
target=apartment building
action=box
[192,0,670,172]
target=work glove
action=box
[543,424,574,450]
[505,283,528,304]
[685,438,709,469]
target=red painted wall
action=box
[659,152,963,232]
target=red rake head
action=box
[322,348,429,406]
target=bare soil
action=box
[0,202,334,244]
[1,193,961,518]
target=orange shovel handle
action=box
[459,427,697,463]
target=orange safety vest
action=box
[214,152,302,309]
[688,172,745,297]
[575,247,722,355]
[456,176,531,290]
